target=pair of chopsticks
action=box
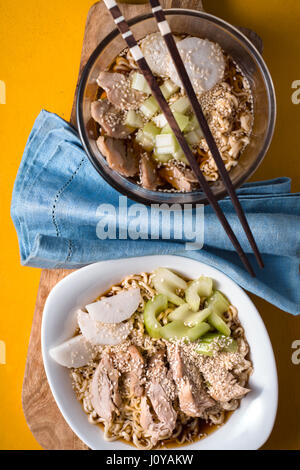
[102,0,263,277]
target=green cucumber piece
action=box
[195,333,238,356]
[155,134,178,155]
[152,150,172,163]
[135,130,155,151]
[160,79,180,99]
[156,133,177,148]
[168,304,191,322]
[152,113,168,128]
[160,320,211,342]
[143,294,168,339]
[207,312,231,337]
[185,277,213,312]
[205,291,230,316]
[194,342,215,357]
[131,72,151,94]
[161,112,190,134]
[201,333,238,353]
[152,268,187,306]
[171,96,191,114]
[185,114,200,133]
[153,268,187,290]
[185,128,204,146]
[125,110,144,129]
[143,122,161,139]
[173,147,189,165]
[140,96,160,118]
[183,307,213,327]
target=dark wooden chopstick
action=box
[149,0,264,270]
[102,0,256,277]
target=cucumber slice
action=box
[125,110,144,129]
[143,122,161,139]
[183,307,213,327]
[152,281,185,306]
[152,268,187,306]
[140,96,160,118]
[207,312,231,337]
[152,149,172,163]
[160,320,211,342]
[185,128,204,146]
[185,277,213,312]
[194,342,215,357]
[153,268,187,290]
[152,113,168,128]
[154,145,176,155]
[195,333,238,356]
[185,114,200,133]
[171,96,191,114]
[135,129,155,151]
[131,72,151,94]
[156,133,177,148]
[173,147,189,165]
[160,79,180,99]
[168,304,191,322]
[143,294,168,339]
[205,291,230,316]
[161,112,190,134]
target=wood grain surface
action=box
[22,0,204,451]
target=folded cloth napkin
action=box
[11,110,300,315]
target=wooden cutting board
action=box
[22,0,262,450]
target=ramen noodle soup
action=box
[50,268,253,450]
[90,33,253,193]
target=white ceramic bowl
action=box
[42,255,278,450]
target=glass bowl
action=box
[76,9,276,205]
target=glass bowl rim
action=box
[76,8,277,206]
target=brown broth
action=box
[95,412,233,450]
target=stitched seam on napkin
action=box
[66,239,73,263]
[51,156,86,237]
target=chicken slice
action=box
[167,344,215,418]
[140,155,162,190]
[91,353,122,422]
[198,354,250,403]
[159,164,197,192]
[97,71,145,110]
[91,99,131,139]
[97,136,139,177]
[144,350,177,434]
[128,345,145,397]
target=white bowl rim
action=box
[41,255,278,450]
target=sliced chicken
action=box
[91,99,131,139]
[144,350,177,434]
[97,71,145,110]
[159,164,197,192]
[128,345,145,397]
[97,136,139,178]
[140,155,162,190]
[198,355,250,402]
[91,353,122,422]
[167,344,215,418]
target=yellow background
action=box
[0,0,300,450]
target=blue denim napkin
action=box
[11,110,300,315]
